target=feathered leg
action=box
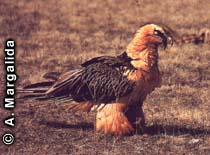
[125,102,145,134]
[96,103,134,137]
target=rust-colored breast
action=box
[124,67,161,104]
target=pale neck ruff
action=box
[127,47,159,72]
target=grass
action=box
[0,0,210,154]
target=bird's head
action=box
[126,24,173,58]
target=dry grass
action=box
[1,0,210,154]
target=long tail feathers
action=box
[17,81,54,100]
[23,81,54,89]
[17,70,83,104]
[17,71,61,100]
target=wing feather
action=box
[45,62,134,103]
[19,54,135,104]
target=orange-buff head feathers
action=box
[126,24,173,59]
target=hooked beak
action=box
[161,33,173,49]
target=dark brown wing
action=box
[19,53,135,104]
[46,62,134,103]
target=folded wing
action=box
[46,62,134,103]
[19,54,135,105]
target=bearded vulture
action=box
[19,24,173,136]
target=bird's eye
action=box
[154,30,160,35]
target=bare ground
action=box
[0,0,210,154]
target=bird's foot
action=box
[125,104,145,134]
[131,116,145,134]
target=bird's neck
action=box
[126,47,159,72]
[126,34,159,71]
